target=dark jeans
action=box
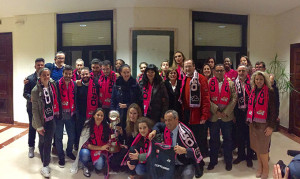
[235,109,253,160]
[54,116,76,160]
[38,119,56,167]
[75,113,86,149]
[79,149,106,170]
[27,109,36,147]
[208,120,233,165]
[175,164,195,179]
[183,110,208,156]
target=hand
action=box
[76,80,82,86]
[119,103,127,109]
[199,120,206,124]
[174,145,187,155]
[148,130,156,141]
[273,164,289,179]
[129,149,139,160]
[37,128,45,136]
[24,78,29,85]
[220,112,227,118]
[264,127,273,136]
[216,111,223,118]
[127,161,136,170]
[101,143,111,151]
[120,144,128,149]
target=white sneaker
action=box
[28,147,34,158]
[41,166,50,177]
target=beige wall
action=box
[0,13,56,123]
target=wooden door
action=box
[0,33,13,124]
[289,43,300,136]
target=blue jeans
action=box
[54,116,76,160]
[208,120,233,165]
[135,163,146,176]
[79,149,106,170]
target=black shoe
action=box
[194,163,204,178]
[67,153,76,160]
[207,163,216,170]
[83,167,91,177]
[252,153,257,160]
[246,159,253,167]
[58,158,65,168]
[233,157,245,164]
[225,163,232,171]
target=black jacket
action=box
[23,72,38,111]
[164,79,182,120]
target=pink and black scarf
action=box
[58,78,75,116]
[177,65,184,80]
[143,82,153,116]
[235,77,251,109]
[89,123,108,164]
[86,78,98,119]
[98,71,116,108]
[209,77,231,107]
[179,71,201,108]
[40,80,59,122]
[247,85,269,123]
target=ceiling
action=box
[1,0,300,17]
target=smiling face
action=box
[237,66,248,81]
[94,110,104,126]
[102,65,111,76]
[91,64,101,75]
[138,122,149,137]
[255,74,265,89]
[146,69,155,82]
[80,69,91,83]
[120,67,131,81]
[184,60,195,76]
[55,53,65,67]
[40,70,50,85]
[140,64,147,73]
[168,69,178,81]
[76,61,84,72]
[115,60,123,70]
[63,70,72,82]
[164,112,178,131]
[35,61,45,73]
[203,64,211,78]
[240,57,248,66]
[215,65,225,81]
[129,108,139,123]
[224,58,231,69]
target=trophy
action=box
[108,110,121,153]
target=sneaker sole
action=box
[40,170,50,178]
[59,165,65,168]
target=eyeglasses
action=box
[215,70,224,73]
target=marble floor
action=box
[0,123,299,179]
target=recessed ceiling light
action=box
[80,24,87,27]
[218,25,226,28]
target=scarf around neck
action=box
[177,65,184,80]
[209,77,231,107]
[187,70,201,108]
[235,77,251,109]
[86,78,98,119]
[98,71,116,108]
[59,78,75,116]
[143,82,153,116]
[90,123,108,164]
[247,85,269,123]
[40,80,59,122]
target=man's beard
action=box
[82,77,90,83]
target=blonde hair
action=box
[250,71,272,90]
[125,103,142,137]
[171,51,186,68]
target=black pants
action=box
[75,113,86,149]
[27,109,36,147]
[183,110,208,156]
[235,108,253,160]
[38,119,56,167]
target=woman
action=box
[71,108,111,177]
[32,68,59,178]
[140,64,169,124]
[206,57,216,70]
[201,63,213,80]
[240,55,253,75]
[171,51,186,80]
[247,71,276,179]
[164,68,182,121]
[136,62,148,83]
[115,59,125,78]
[159,60,169,81]
[111,64,143,130]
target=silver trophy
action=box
[108,110,121,153]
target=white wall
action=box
[0,13,56,123]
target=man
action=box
[23,58,45,158]
[149,110,204,178]
[208,64,237,171]
[45,51,66,81]
[90,58,102,81]
[55,65,77,168]
[98,60,116,122]
[233,65,253,167]
[224,57,238,81]
[75,67,100,149]
[179,59,210,158]
[72,58,84,81]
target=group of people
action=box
[23,50,279,179]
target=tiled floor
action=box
[0,123,299,179]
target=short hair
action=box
[35,58,45,63]
[38,67,51,76]
[91,58,101,65]
[135,117,154,132]
[166,67,179,80]
[102,60,112,67]
[55,51,65,58]
[139,62,148,68]
[224,57,231,63]
[63,65,73,72]
[250,71,272,90]
[161,60,169,67]
[215,64,225,68]
[81,67,90,72]
[76,58,84,65]
[165,110,179,119]
[255,61,266,69]
[237,64,247,69]
[183,59,195,66]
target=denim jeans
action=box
[54,116,76,160]
[79,149,106,170]
[38,119,56,167]
[175,164,195,179]
[208,120,233,165]
[135,163,146,176]
[27,109,36,147]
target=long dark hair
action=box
[141,64,162,88]
[84,108,110,142]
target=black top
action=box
[23,72,38,110]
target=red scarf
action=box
[72,69,80,81]
[86,78,98,119]
[247,85,269,123]
[98,71,116,108]
[177,65,184,80]
[224,69,238,81]
[160,72,167,81]
[209,77,231,106]
[59,78,75,116]
[90,71,103,80]
[90,123,108,164]
[137,73,143,83]
[143,82,153,116]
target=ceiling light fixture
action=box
[80,24,87,27]
[218,25,226,28]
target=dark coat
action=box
[164,79,182,121]
[140,81,169,124]
[23,72,38,111]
